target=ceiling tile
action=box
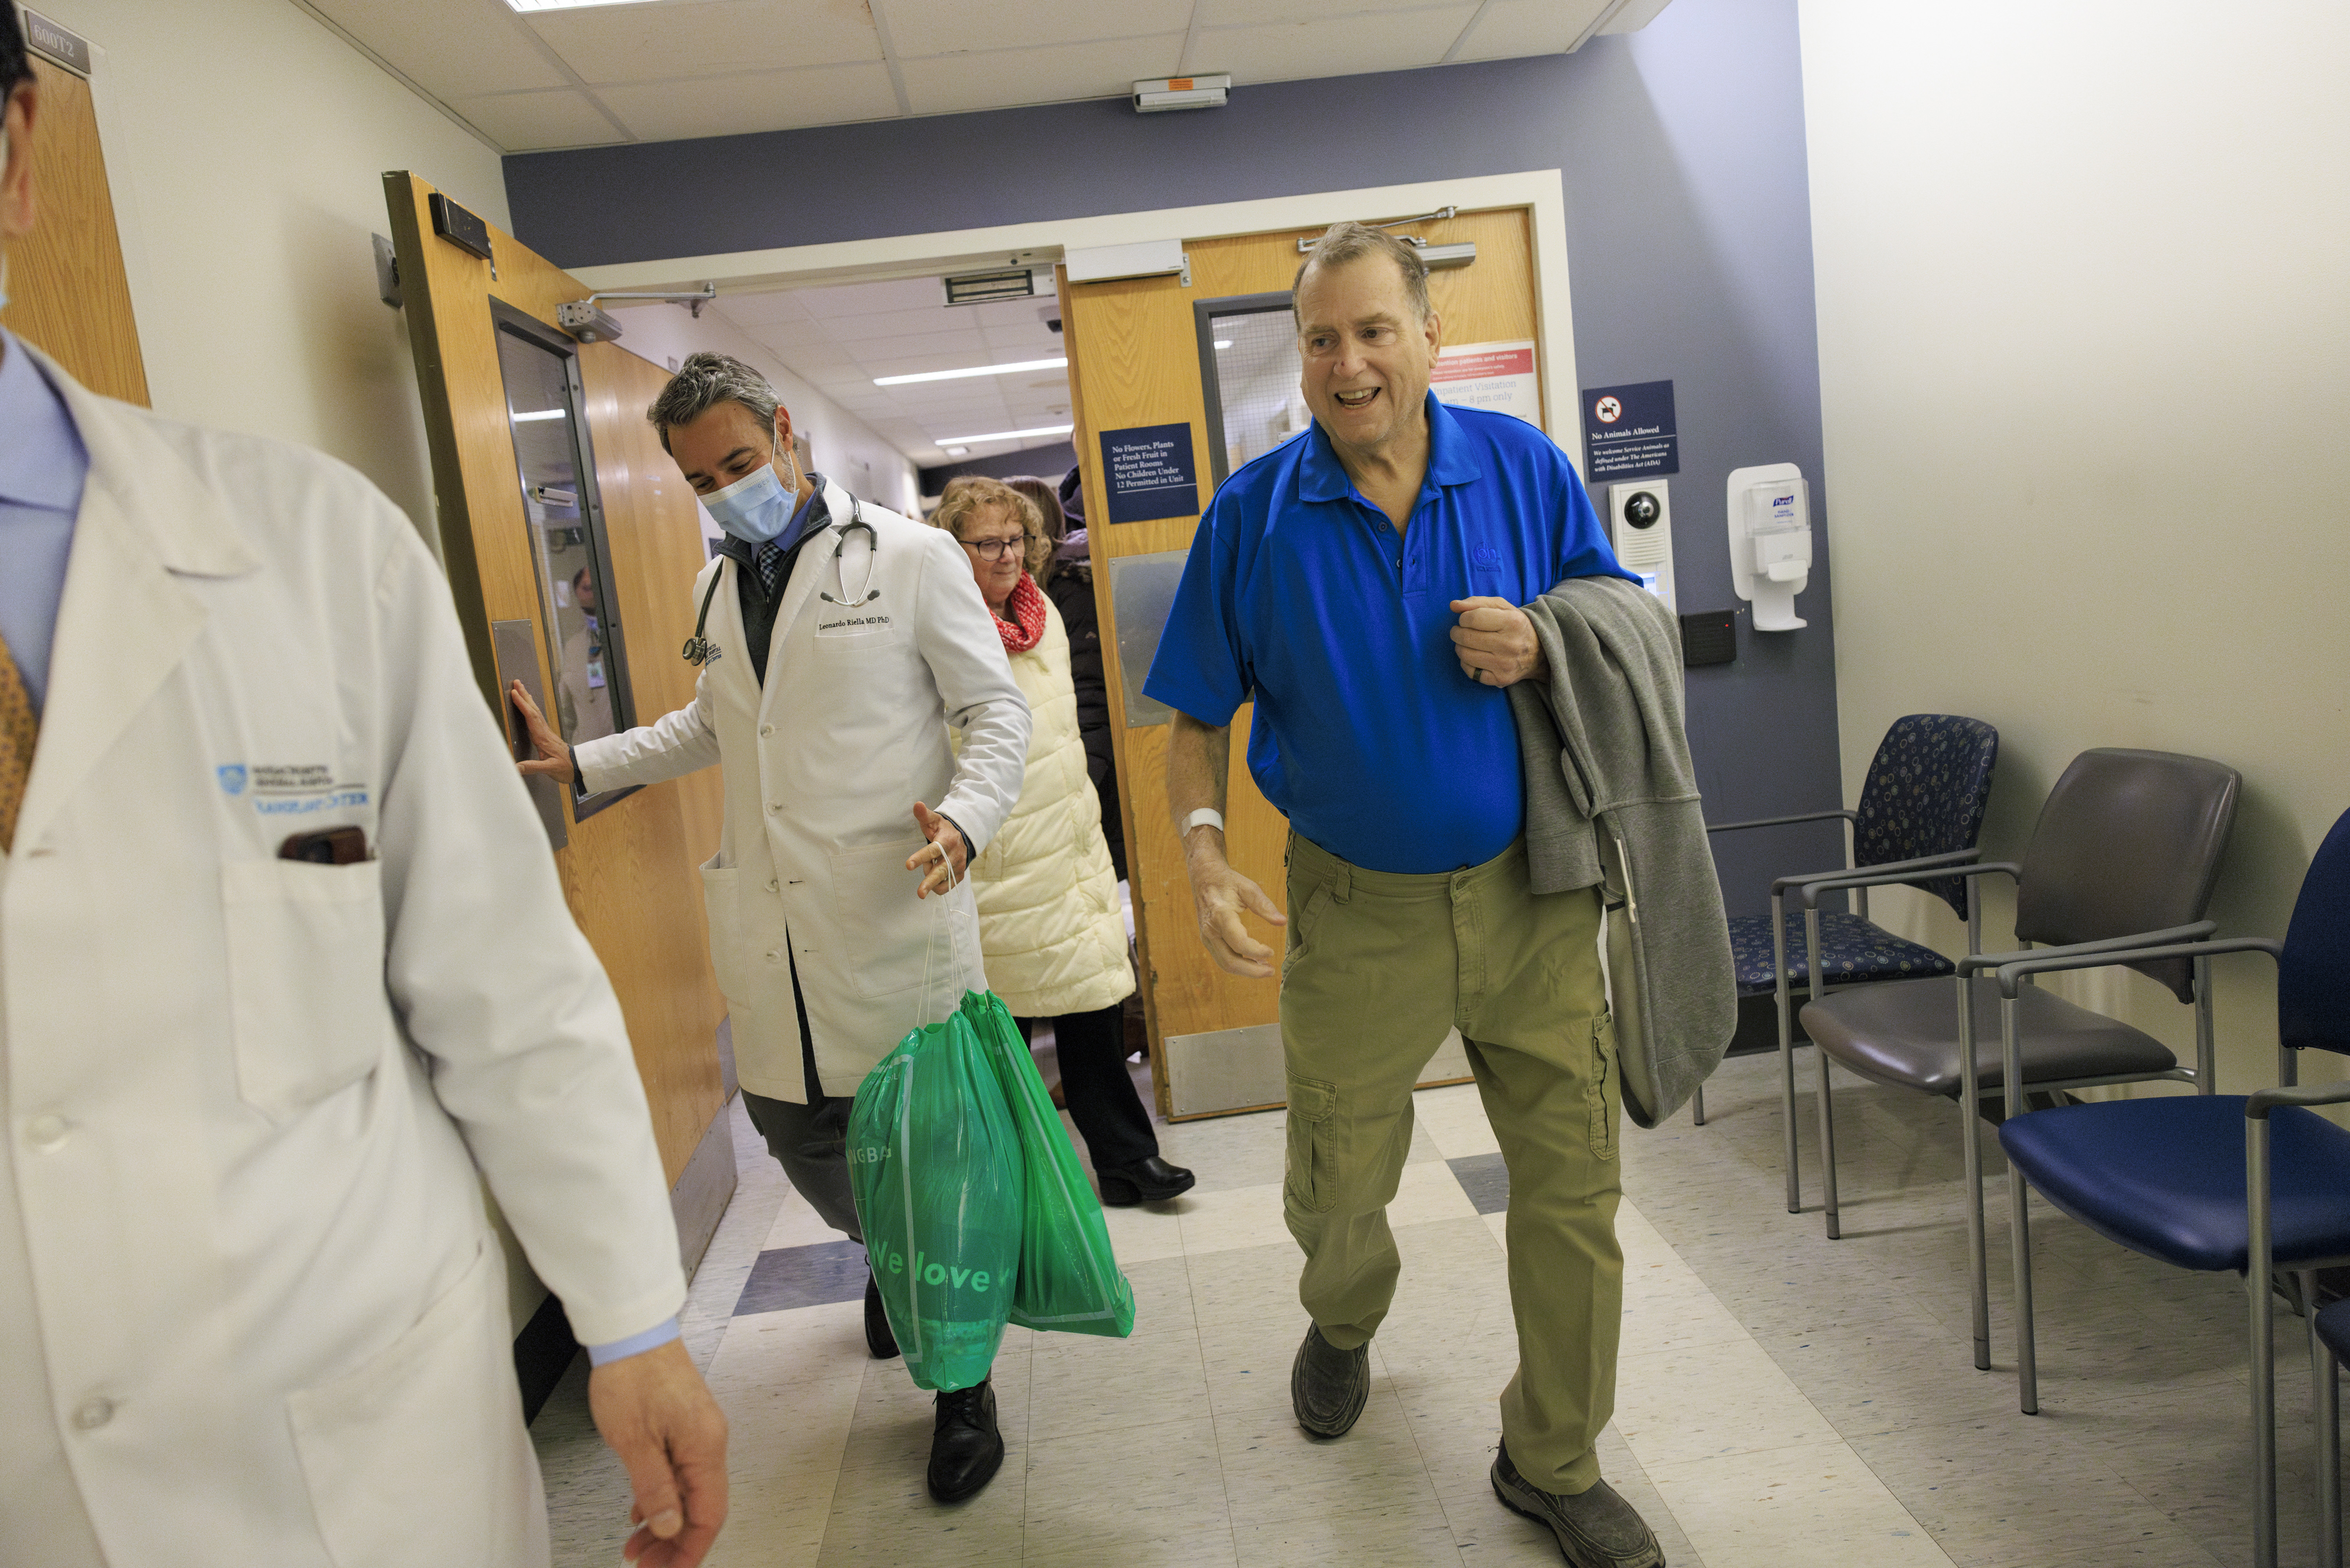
[450,89,627,152]
[901,34,1185,117]
[308,0,570,101]
[1446,0,1612,62]
[1193,0,1461,27]
[524,0,883,83]
[807,304,967,340]
[1197,5,1478,84]
[597,62,900,141]
[882,0,1190,58]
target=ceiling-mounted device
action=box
[944,269,1035,306]
[1039,303,1063,335]
[555,282,718,344]
[1134,74,1230,112]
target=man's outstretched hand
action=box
[588,1338,729,1566]
[508,680,576,784]
[1448,598,1546,689]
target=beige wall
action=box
[1799,1,2350,1094]
[45,0,510,549]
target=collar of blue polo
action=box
[1296,390,1483,505]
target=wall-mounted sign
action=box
[1580,379,1678,481]
[1098,423,1199,524]
[1432,340,1540,427]
[22,10,91,76]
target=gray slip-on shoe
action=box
[1290,1323,1370,1438]
[1491,1443,1665,1568]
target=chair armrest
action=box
[1992,935,2277,998]
[1960,922,2220,991]
[2249,1079,2350,1120]
[1708,808,1857,836]
[1776,846,1978,896]
[1797,856,2013,910]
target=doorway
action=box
[565,175,1576,1119]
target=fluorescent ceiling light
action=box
[1214,340,1233,349]
[943,446,970,456]
[506,0,655,11]
[936,423,1073,446]
[510,409,568,421]
[874,356,1067,387]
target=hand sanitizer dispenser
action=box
[1725,463,1811,631]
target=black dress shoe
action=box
[926,1379,1004,1503]
[863,1270,898,1360]
[1491,1444,1665,1568]
[1096,1154,1196,1206]
[1290,1323,1369,1438]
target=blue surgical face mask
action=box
[702,457,794,544]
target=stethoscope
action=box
[683,499,880,667]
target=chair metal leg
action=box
[2251,1118,2279,1568]
[2003,993,2038,1414]
[1958,973,1990,1370]
[1774,892,1799,1213]
[1692,1083,1706,1127]
[1807,906,1840,1239]
[2308,1271,2341,1568]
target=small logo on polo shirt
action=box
[1472,548,1500,567]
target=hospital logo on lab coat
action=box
[217,765,249,796]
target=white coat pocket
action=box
[698,854,750,1001]
[221,858,391,1123]
[827,836,935,998]
[287,1237,548,1567]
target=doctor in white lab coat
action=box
[510,353,1030,1503]
[0,42,726,1567]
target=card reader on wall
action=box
[1725,463,1811,631]
[1607,481,1676,613]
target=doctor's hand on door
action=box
[908,801,969,898]
[509,680,577,785]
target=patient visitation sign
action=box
[1099,423,1200,524]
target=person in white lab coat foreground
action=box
[509,353,1031,1503]
[0,19,728,1568]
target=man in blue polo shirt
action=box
[1146,223,1662,1568]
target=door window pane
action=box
[495,322,626,750]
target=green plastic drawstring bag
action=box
[962,989,1137,1340]
[846,911,1023,1392]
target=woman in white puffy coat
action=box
[931,478,1195,1204]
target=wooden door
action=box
[1062,207,1545,1119]
[0,56,147,403]
[382,174,732,1265]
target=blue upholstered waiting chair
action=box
[1996,805,2350,1568]
[1702,714,1998,1213]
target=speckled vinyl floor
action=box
[536,1045,2344,1567]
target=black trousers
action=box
[1020,1002,1159,1170]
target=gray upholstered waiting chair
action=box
[1701,714,1999,1215]
[1792,748,2240,1373]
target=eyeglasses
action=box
[960,535,1029,561]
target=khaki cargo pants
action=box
[1281,832,1622,1496]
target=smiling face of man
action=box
[1294,253,1442,464]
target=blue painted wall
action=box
[506,0,1846,913]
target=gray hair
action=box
[1293,221,1432,324]
[646,351,779,453]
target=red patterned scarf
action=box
[994,572,1047,654]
